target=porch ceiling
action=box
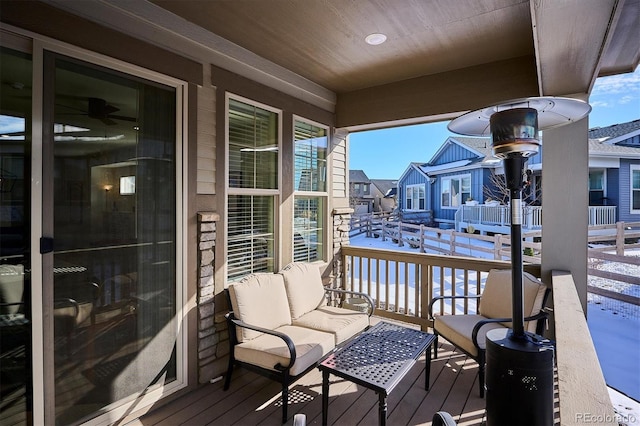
[43,0,640,129]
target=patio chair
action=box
[428,268,550,397]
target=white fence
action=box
[455,204,617,232]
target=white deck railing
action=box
[455,204,617,232]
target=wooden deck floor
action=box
[131,338,486,426]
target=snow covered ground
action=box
[349,232,640,422]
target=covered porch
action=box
[0,1,637,425]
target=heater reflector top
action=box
[448,96,591,136]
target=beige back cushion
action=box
[279,262,326,320]
[479,269,546,330]
[228,273,292,342]
[0,264,24,315]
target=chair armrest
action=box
[428,294,481,319]
[225,312,297,371]
[324,287,375,317]
[470,310,550,349]
[471,317,511,348]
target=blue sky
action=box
[349,66,640,180]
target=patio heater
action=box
[448,97,591,426]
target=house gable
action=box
[429,137,490,166]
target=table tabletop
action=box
[319,321,436,395]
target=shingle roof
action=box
[589,138,640,156]
[588,119,640,141]
[370,179,397,194]
[450,136,492,156]
[349,169,370,183]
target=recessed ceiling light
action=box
[365,33,387,45]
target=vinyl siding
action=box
[619,159,640,221]
[432,141,478,166]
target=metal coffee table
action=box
[319,321,436,426]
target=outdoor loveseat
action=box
[224,262,374,423]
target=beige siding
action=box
[197,74,216,194]
[331,135,347,198]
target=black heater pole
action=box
[504,156,527,339]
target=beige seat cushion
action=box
[478,269,547,332]
[292,306,369,344]
[434,314,506,357]
[234,325,335,376]
[229,273,292,342]
[279,262,327,320]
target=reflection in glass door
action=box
[0,46,33,426]
[49,54,178,424]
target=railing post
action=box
[616,221,625,256]
[381,218,387,241]
[419,224,425,253]
[449,230,455,255]
[494,234,502,260]
[398,221,403,247]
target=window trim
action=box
[589,169,606,206]
[292,115,329,262]
[225,93,283,281]
[405,183,426,211]
[631,164,640,214]
[441,174,471,210]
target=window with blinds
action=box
[293,119,327,262]
[227,98,279,282]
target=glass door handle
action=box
[40,237,54,254]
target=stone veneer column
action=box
[331,207,353,290]
[197,212,227,383]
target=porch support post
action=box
[541,117,589,316]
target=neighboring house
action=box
[397,119,640,227]
[588,119,640,222]
[349,169,374,214]
[370,179,398,212]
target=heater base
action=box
[485,328,555,426]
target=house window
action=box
[363,183,370,195]
[632,165,640,213]
[441,175,471,208]
[293,119,327,262]
[589,170,605,205]
[406,184,425,211]
[227,97,279,281]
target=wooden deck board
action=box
[135,339,486,426]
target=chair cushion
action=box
[234,325,335,376]
[229,273,292,342]
[279,262,327,320]
[292,306,369,344]
[434,314,506,357]
[0,264,24,315]
[479,269,546,330]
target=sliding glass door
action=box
[0,44,33,426]
[48,53,179,425]
[1,33,184,426]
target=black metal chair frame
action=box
[428,288,551,397]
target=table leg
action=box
[322,370,329,426]
[425,346,432,391]
[378,393,387,426]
